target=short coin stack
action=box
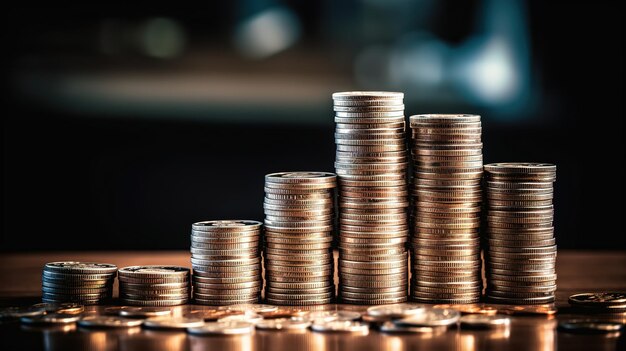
[264,172,336,305]
[483,162,557,305]
[118,266,191,306]
[409,114,483,304]
[333,91,409,305]
[41,262,117,305]
[191,220,262,305]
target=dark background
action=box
[2,1,624,251]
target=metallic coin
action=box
[311,320,369,333]
[187,321,255,335]
[558,321,623,334]
[21,313,81,325]
[255,318,311,330]
[380,322,448,334]
[77,315,143,328]
[192,220,262,232]
[394,308,460,327]
[31,303,84,315]
[118,266,190,278]
[185,309,243,321]
[43,262,118,275]
[120,298,189,307]
[143,317,205,329]
[307,311,361,323]
[0,306,46,319]
[367,303,426,318]
[459,315,510,329]
[569,293,626,307]
[218,312,264,324]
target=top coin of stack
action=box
[333,91,409,305]
[191,220,262,305]
[264,172,336,306]
[409,114,483,304]
[483,163,557,305]
[41,262,117,305]
[118,266,190,306]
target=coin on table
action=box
[187,321,255,336]
[394,308,460,327]
[311,320,369,333]
[433,304,498,315]
[255,318,311,331]
[558,320,624,334]
[228,304,278,314]
[0,306,46,319]
[367,303,426,319]
[143,317,205,329]
[218,312,263,324]
[21,313,81,325]
[77,315,144,328]
[185,309,244,321]
[308,311,362,323]
[258,308,309,319]
[114,306,172,318]
[380,322,448,334]
[568,293,626,307]
[459,315,510,329]
[32,303,84,315]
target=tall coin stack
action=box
[409,114,483,304]
[483,163,557,305]
[333,91,409,305]
[263,172,336,306]
[118,266,191,306]
[42,262,117,305]
[191,220,262,305]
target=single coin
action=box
[0,306,46,319]
[143,317,205,329]
[77,315,143,328]
[185,309,244,321]
[187,321,255,335]
[218,312,264,324]
[21,313,81,325]
[568,293,626,307]
[257,308,309,319]
[366,303,425,318]
[459,315,510,329]
[380,322,448,334]
[31,303,84,315]
[308,311,361,322]
[558,321,623,334]
[255,318,311,330]
[311,320,369,333]
[432,304,498,315]
[116,306,172,318]
[394,308,460,327]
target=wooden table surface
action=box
[1,250,625,351]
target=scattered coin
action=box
[459,315,510,329]
[0,306,46,319]
[143,317,205,329]
[218,312,263,324]
[311,320,369,333]
[255,318,311,331]
[185,308,244,321]
[569,293,626,307]
[112,306,172,318]
[308,311,361,323]
[367,304,425,318]
[393,308,460,327]
[21,313,81,325]
[380,322,448,334]
[77,315,143,328]
[31,303,84,315]
[187,321,255,336]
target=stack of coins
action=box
[41,262,117,305]
[263,172,336,305]
[483,163,557,305]
[333,91,409,305]
[118,266,190,306]
[409,114,483,304]
[190,220,262,305]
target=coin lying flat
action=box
[21,313,81,325]
[143,317,205,329]
[0,306,46,319]
[558,321,624,334]
[218,312,263,324]
[380,322,448,334]
[393,308,460,327]
[31,303,84,315]
[367,304,426,318]
[569,293,626,307]
[459,315,510,329]
[185,309,244,321]
[311,320,369,333]
[255,318,311,330]
[308,311,362,323]
[113,306,172,318]
[187,321,255,336]
[77,316,144,328]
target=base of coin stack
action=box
[333,91,410,305]
[483,163,557,305]
[41,262,117,305]
[263,172,336,306]
[409,114,483,304]
[190,220,262,305]
[118,266,191,306]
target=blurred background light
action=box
[234,6,301,59]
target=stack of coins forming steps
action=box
[263,172,336,305]
[191,220,262,305]
[483,163,557,305]
[41,262,117,305]
[333,91,409,305]
[118,266,191,306]
[409,114,483,304]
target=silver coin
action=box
[218,312,263,324]
[366,303,425,318]
[0,306,46,319]
[143,317,205,329]
[307,311,362,323]
[21,313,81,325]
[255,318,311,330]
[380,322,448,334]
[77,315,144,328]
[558,321,624,334]
[187,321,255,335]
[311,320,369,333]
[459,315,510,329]
[116,306,172,318]
[393,308,460,327]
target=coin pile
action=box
[118,266,190,306]
[483,163,557,304]
[190,220,262,305]
[41,262,117,305]
[333,91,409,305]
[409,114,483,304]
[263,172,336,305]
